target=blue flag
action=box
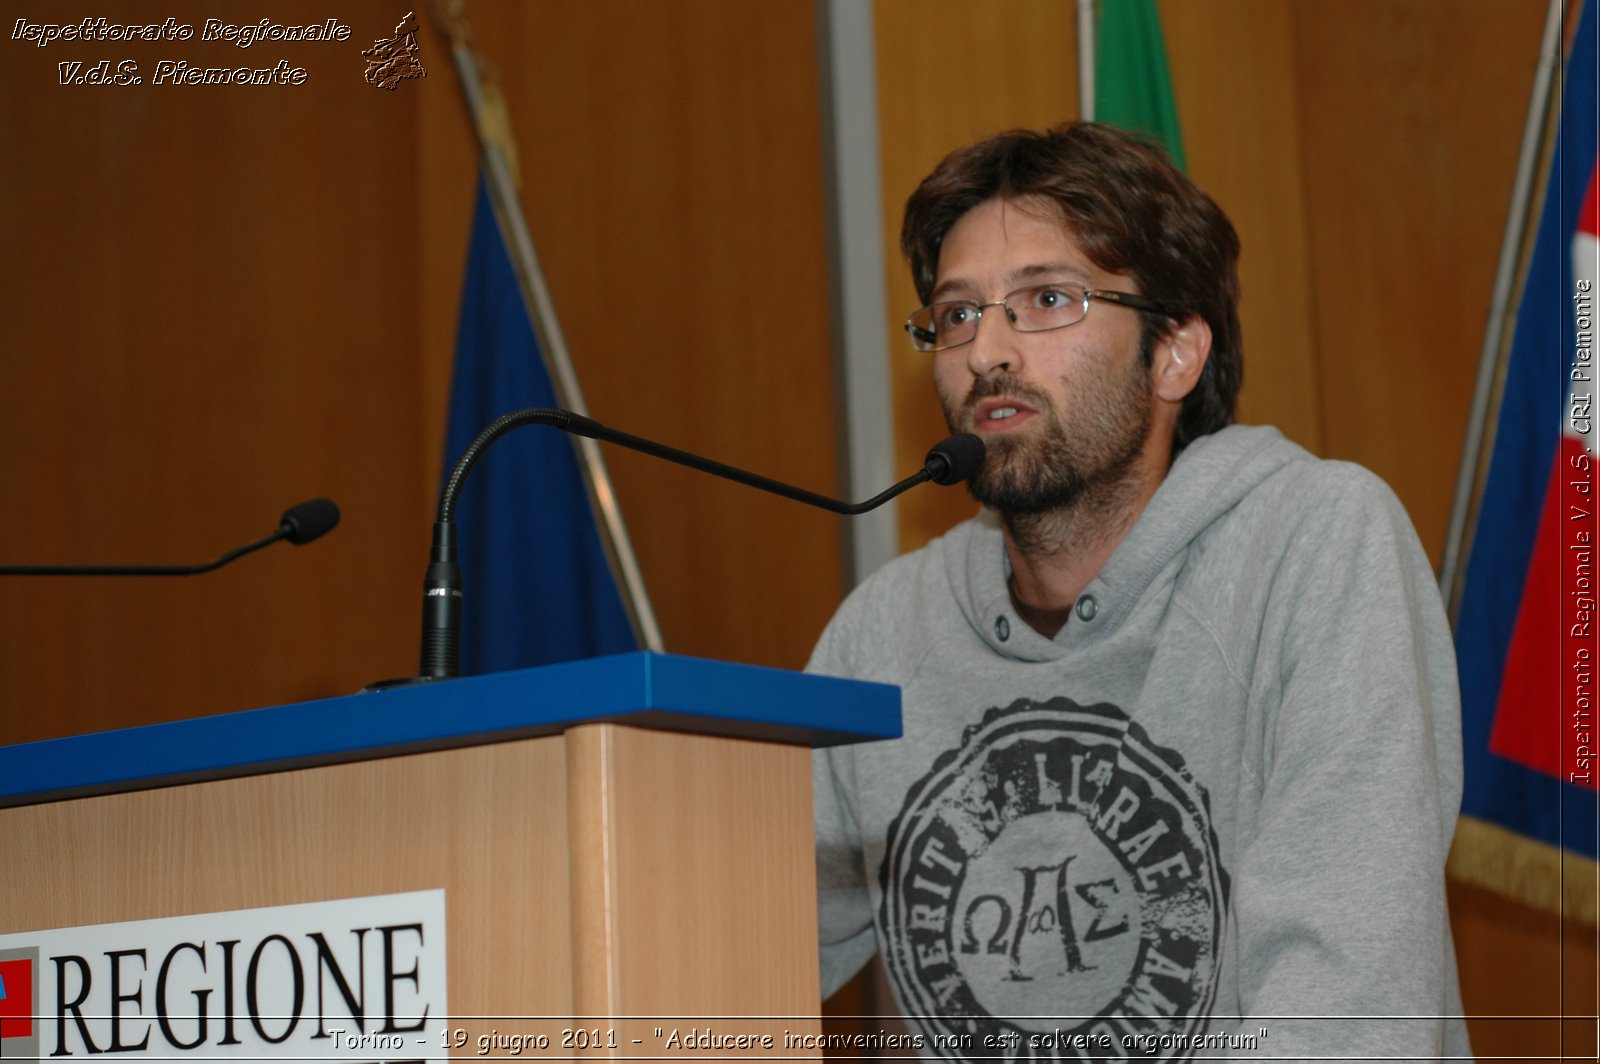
[443,175,638,674]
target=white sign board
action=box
[0,890,446,1062]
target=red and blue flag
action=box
[1453,0,1598,914]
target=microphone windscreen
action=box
[924,433,986,485]
[280,498,341,545]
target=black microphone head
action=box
[279,498,341,545]
[924,433,986,486]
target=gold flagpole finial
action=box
[426,0,522,189]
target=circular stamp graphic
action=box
[878,698,1228,1059]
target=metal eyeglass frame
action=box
[905,281,1183,352]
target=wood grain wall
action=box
[2,1,434,739]
[0,0,841,747]
[0,1,1585,1059]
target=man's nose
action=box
[965,304,1018,377]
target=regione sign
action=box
[0,890,446,1061]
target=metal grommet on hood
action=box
[995,615,1011,641]
[1076,595,1098,622]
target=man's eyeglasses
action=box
[904,280,1182,353]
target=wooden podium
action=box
[0,652,899,1060]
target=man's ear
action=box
[1152,314,1212,403]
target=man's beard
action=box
[940,345,1155,519]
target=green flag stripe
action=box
[1094,0,1187,172]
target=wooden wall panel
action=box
[1,0,841,748]
[1290,0,1545,563]
[0,1,433,741]
[1450,878,1600,1060]
[1163,0,1323,453]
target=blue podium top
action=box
[0,652,900,809]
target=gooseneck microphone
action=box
[409,407,984,682]
[0,499,341,577]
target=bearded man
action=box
[809,123,1470,1061]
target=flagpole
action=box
[1077,0,1096,120]
[429,1,665,653]
[1440,0,1566,611]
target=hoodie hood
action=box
[952,424,1310,661]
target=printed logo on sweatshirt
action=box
[878,698,1228,1059]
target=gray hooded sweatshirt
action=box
[810,425,1471,1062]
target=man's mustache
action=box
[961,373,1055,416]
